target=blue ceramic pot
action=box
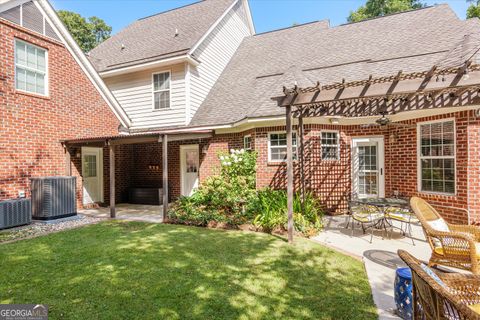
[394,267,413,320]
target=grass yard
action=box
[0,221,376,319]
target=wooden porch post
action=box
[286,105,294,244]
[64,145,71,176]
[162,134,168,222]
[298,114,305,215]
[109,143,116,218]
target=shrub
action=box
[248,189,324,237]
[168,149,257,227]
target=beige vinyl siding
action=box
[189,0,252,122]
[105,64,185,129]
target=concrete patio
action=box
[79,203,164,223]
[312,215,431,320]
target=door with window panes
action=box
[352,137,385,198]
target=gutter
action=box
[99,54,200,78]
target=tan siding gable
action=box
[189,0,252,123]
[105,64,186,129]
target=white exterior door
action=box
[82,147,103,204]
[180,145,199,196]
[352,137,385,198]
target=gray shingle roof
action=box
[89,0,235,72]
[191,4,480,127]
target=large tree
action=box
[467,0,480,18]
[58,10,111,52]
[348,0,426,23]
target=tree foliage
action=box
[57,10,111,52]
[467,0,480,19]
[348,0,426,23]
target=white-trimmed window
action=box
[153,71,170,109]
[321,131,340,160]
[15,40,47,95]
[418,119,455,194]
[244,135,252,150]
[268,132,297,162]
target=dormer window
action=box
[153,71,171,109]
[15,40,48,96]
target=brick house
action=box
[3,0,480,225]
[0,0,129,205]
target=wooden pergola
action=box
[62,130,212,221]
[274,61,480,243]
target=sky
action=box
[50,0,471,35]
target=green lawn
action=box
[0,222,376,319]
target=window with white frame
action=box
[268,132,297,162]
[15,40,47,95]
[321,131,340,160]
[244,135,252,150]
[153,71,170,109]
[418,120,455,194]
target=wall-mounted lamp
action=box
[202,145,208,154]
[329,117,340,125]
[75,152,81,158]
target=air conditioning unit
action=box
[31,177,77,220]
[0,198,32,229]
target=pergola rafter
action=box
[276,61,480,243]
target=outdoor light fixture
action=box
[329,117,340,125]
[202,145,208,154]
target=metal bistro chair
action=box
[348,195,386,243]
[385,201,418,245]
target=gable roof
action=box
[191,4,480,127]
[89,0,237,73]
[0,0,132,128]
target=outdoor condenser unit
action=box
[31,177,77,220]
[0,198,32,229]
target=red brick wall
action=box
[0,20,120,203]
[250,111,476,224]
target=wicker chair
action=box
[398,250,480,320]
[410,196,480,274]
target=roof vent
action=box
[174,28,179,37]
[121,43,126,50]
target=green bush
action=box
[248,189,324,237]
[168,149,257,226]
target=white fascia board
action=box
[243,0,256,35]
[36,0,131,128]
[0,0,28,12]
[188,0,240,55]
[99,54,200,78]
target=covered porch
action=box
[62,130,213,221]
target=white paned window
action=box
[244,135,252,150]
[321,131,340,160]
[153,71,171,109]
[15,40,47,95]
[268,132,297,162]
[418,120,455,194]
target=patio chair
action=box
[398,249,480,320]
[410,196,480,274]
[349,200,386,243]
[385,205,418,245]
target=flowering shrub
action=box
[168,149,257,226]
[168,148,324,236]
